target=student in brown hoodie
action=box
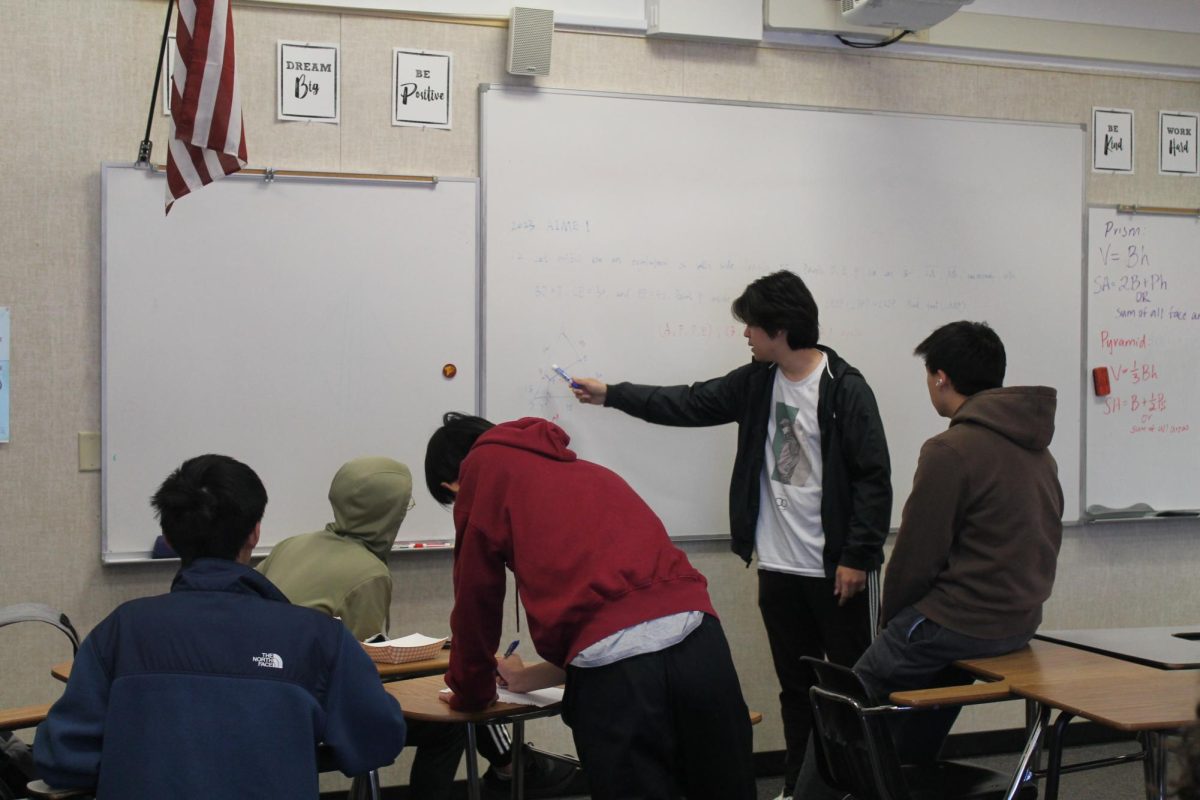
[855,321,1064,763]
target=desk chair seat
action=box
[27,767,380,800]
[804,657,1036,800]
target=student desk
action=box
[891,640,1200,800]
[1035,625,1200,670]
[0,702,53,731]
[384,673,563,800]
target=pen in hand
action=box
[497,639,519,687]
[551,365,583,390]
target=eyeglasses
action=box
[407,497,417,512]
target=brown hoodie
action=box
[882,386,1064,639]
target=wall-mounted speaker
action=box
[507,7,554,77]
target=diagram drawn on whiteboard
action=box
[524,330,601,421]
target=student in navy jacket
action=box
[34,454,407,799]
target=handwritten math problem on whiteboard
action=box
[1086,207,1200,512]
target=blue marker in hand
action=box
[497,639,520,686]
[552,364,582,390]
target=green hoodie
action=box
[257,457,412,641]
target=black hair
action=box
[425,412,495,506]
[914,321,1006,396]
[150,454,267,565]
[730,270,819,350]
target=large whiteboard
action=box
[102,165,477,561]
[1086,207,1200,514]
[482,86,1084,535]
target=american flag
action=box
[165,0,247,213]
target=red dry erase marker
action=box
[1092,366,1111,397]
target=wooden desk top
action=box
[52,653,450,684]
[893,639,1163,709]
[956,639,1152,684]
[0,702,53,730]
[384,674,562,724]
[891,680,1013,708]
[953,640,1200,732]
[1015,670,1200,731]
[1035,625,1200,670]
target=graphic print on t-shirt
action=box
[771,401,815,487]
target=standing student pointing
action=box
[570,270,892,800]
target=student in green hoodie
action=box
[258,457,412,641]
[258,457,465,798]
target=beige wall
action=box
[1,0,1198,789]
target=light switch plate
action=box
[78,432,101,471]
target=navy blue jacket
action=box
[605,345,892,572]
[34,559,406,799]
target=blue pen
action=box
[551,364,582,389]
[503,639,520,658]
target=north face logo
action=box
[252,652,283,669]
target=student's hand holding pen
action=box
[571,377,607,405]
[497,656,567,694]
[496,652,526,689]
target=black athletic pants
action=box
[562,614,756,800]
[757,569,872,793]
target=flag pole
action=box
[138,0,177,167]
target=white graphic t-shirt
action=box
[755,356,826,576]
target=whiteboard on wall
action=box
[482,86,1084,537]
[1086,207,1200,515]
[102,165,477,562]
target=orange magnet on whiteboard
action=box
[1092,366,1110,397]
[442,363,457,379]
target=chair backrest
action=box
[0,605,80,655]
[804,655,873,701]
[803,655,912,800]
[809,685,911,800]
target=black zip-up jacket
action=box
[605,345,892,573]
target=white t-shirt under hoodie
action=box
[755,355,827,576]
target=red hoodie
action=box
[446,417,716,711]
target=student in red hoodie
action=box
[425,413,756,800]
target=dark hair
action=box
[150,454,267,565]
[914,321,1006,396]
[730,270,819,350]
[425,412,495,506]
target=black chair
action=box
[803,656,1037,800]
[0,604,81,800]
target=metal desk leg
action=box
[1140,731,1167,800]
[512,720,526,800]
[1043,710,1075,800]
[1024,699,1044,777]
[1006,702,1049,800]
[346,770,380,800]
[466,723,482,800]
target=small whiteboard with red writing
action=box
[1086,207,1200,515]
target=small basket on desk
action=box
[361,633,448,665]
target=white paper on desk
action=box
[496,687,564,707]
